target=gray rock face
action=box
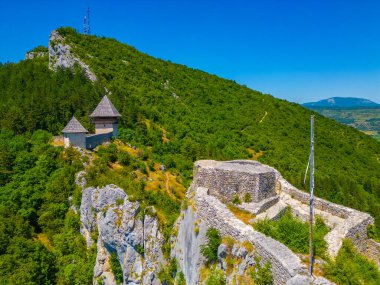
[286,275,336,285]
[217,244,228,259]
[80,184,165,285]
[25,51,47,60]
[49,30,97,82]
[172,206,207,285]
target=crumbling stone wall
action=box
[278,177,374,257]
[366,239,380,268]
[191,186,307,284]
[193,160,277,203]
[192,159,375,261]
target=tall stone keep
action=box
[62,116,89,148]
[89,95,121,137]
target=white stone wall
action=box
[182,186,307,285]
[278,177,374,257]
[193,160,277,203]
[366,239,380,268]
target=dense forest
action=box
[0,27,380,283]
[0,131,95,284]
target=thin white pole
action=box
[309,115,315,277]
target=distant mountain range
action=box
[303,97,379,108]
[302,97,380,140]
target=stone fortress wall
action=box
[187,159,378,284]
[193,160,278,203]
[278,177,374,257]
[191,187,308,284]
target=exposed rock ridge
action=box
[25,51,48,60]
[49,30,97,82]
[80,184,165,285]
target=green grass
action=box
[252,208,329,257]
[324,239,380,285]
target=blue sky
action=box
[0,0,379,103]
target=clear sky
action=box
[0,0,379,103]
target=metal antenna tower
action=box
[83,15,87,34]
[87,7,91,35]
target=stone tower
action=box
[62,116,89,148]
[89,95,121,137]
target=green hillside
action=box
[1,26,380,234]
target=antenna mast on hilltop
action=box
[87,7,91,35]
[83,15,87,34]
[83,7,91,35]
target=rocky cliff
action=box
[78,174,165,285]
[49,30,98,82]
[77,159,377,285]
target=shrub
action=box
[157,258,178,285]
[110,252,123,284]
[324,239,380,285]
[176,271,186,285]
[253,208,329,257]
[205,266,225,285]
[194,225,200,235]
[232,194,241,205]
[251,255,273,285]
[135,244,144,255]
[117,150,131,166]
[367,224,380,242]
[201,228,221,264]
[243,193,252,203]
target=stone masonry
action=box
[180,159,377,284]
[193,160,278,203]
[180,186,307,284]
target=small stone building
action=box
[62,116,89,148]
[61,95,121,149]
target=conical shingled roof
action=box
[89,95,121,118]
[62,116,88,133]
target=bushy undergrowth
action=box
[253,208,329,257]
[250,255,273,285]
[0,130,96,284]
[205,266,226,285]
[324,239,380,285]
[201,228,222,264]
[110,252,123,284]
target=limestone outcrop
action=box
[49,30,97,82]
[76,159,376,284]
[25,51,47,60]
[80,184,165,285]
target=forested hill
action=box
[1,27,380,232]
[303,97,379,108]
